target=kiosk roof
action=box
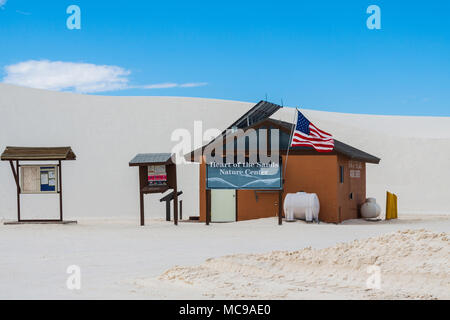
[1,146,76,161]
[129,153,173,166]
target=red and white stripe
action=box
[309,123,332,140]
[291,123,334,152]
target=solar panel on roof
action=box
[228,100,282,129]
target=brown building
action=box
[188,101,380,224]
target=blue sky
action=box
[1,0,449,115]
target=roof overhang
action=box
[129,153,174,167]
[0,146,76,161]
[184,117,381,164]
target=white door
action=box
[211,189,236,222]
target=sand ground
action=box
[0,215,448,299]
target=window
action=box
[339,166,344,183]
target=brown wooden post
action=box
[173,190,178,226]
[278,189,283,225]
[235,190,238,221]
[206,189,211,225]
[171,163,178,226]
[9,160,20,190]
[165,200,171,221]
[179,200,182,220]
[138,165,147,226]
[58,160,63,221]
[16,160,21,222]
[139,191,144,226]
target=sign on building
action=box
[349,160,362,179]
[206,161,282,190]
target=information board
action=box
[21,165,58,194]
[148,165,167,186]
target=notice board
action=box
[147,165,167,186]
[21,165,58,194]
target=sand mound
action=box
[159,229,449,299]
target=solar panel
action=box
[228,100,282,129]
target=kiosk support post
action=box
[173,191,178,225]
[139,165,146,226]
[165,201,170,221]
[206,189,211,225]
[173,166,178,226]
[139,191,144,226]
[15,161,20,221]
[59,160,63,221]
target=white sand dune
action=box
[0,215,448,299]
[156,229,449,300]
[1,84,450,220]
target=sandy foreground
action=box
[0,215,449,299]
[155,229,449,300]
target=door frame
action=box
[208,189,238,223]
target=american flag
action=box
[290,110,334,152]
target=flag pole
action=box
[283,107,298,181]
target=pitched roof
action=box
[185,117,380,164]
[197,100,282,156]
[129,153,173,166]
[332,140,380,164]
[1,146,76,161]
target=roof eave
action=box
[129,160,172,167]
[0,146,77,161]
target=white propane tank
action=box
[283,192,320,222]
[360,198,381,219]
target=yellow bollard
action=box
[386,191,398,220]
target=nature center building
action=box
[186,101,381,224]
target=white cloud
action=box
[16,10,31,15]
[0,0,7,8]
[2,60,208,93]
[138,83,179,89]
[3,60,130,93]
[179,82,208,88]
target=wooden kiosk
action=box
[129,153,178,226]
[0,146,77,224]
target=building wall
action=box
[337,155,366,221]
[199,154,347,223]
[281,154,340,223]
[237,190,279,221]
